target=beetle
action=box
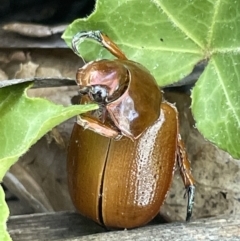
[67,30,195,229]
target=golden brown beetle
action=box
[67,30,195,229]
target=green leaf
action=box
[63,0,240,158]
[0,82,97,240]
[0,82,97,180]
[0,185,11,241]
[191,0,240,158]
[192,54,240,158]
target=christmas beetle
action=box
[67,30,195,229]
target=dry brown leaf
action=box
[36,66,62,78]
[0,69,8,80]
[9,51,27,62]
[14,61,39,78]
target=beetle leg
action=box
[78,94,122,139]
[177,136,195,221]
[77,115,122,139]
[100,33,127,60]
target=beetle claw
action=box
[72,30,102,56]
[185,185,195,221]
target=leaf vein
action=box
[206,0,221,48]
[213,58,240,130]
[211,47,240,54]
[121,43,201,54]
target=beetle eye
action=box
[90,86,108,103]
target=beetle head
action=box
[76,59,129,104]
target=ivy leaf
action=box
[0,82,98,239]
[0,82,97,179]
[0,185,10,241]
[192,55,240,158]
[62,0,240,158]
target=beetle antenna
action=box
[71,30,127,60]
